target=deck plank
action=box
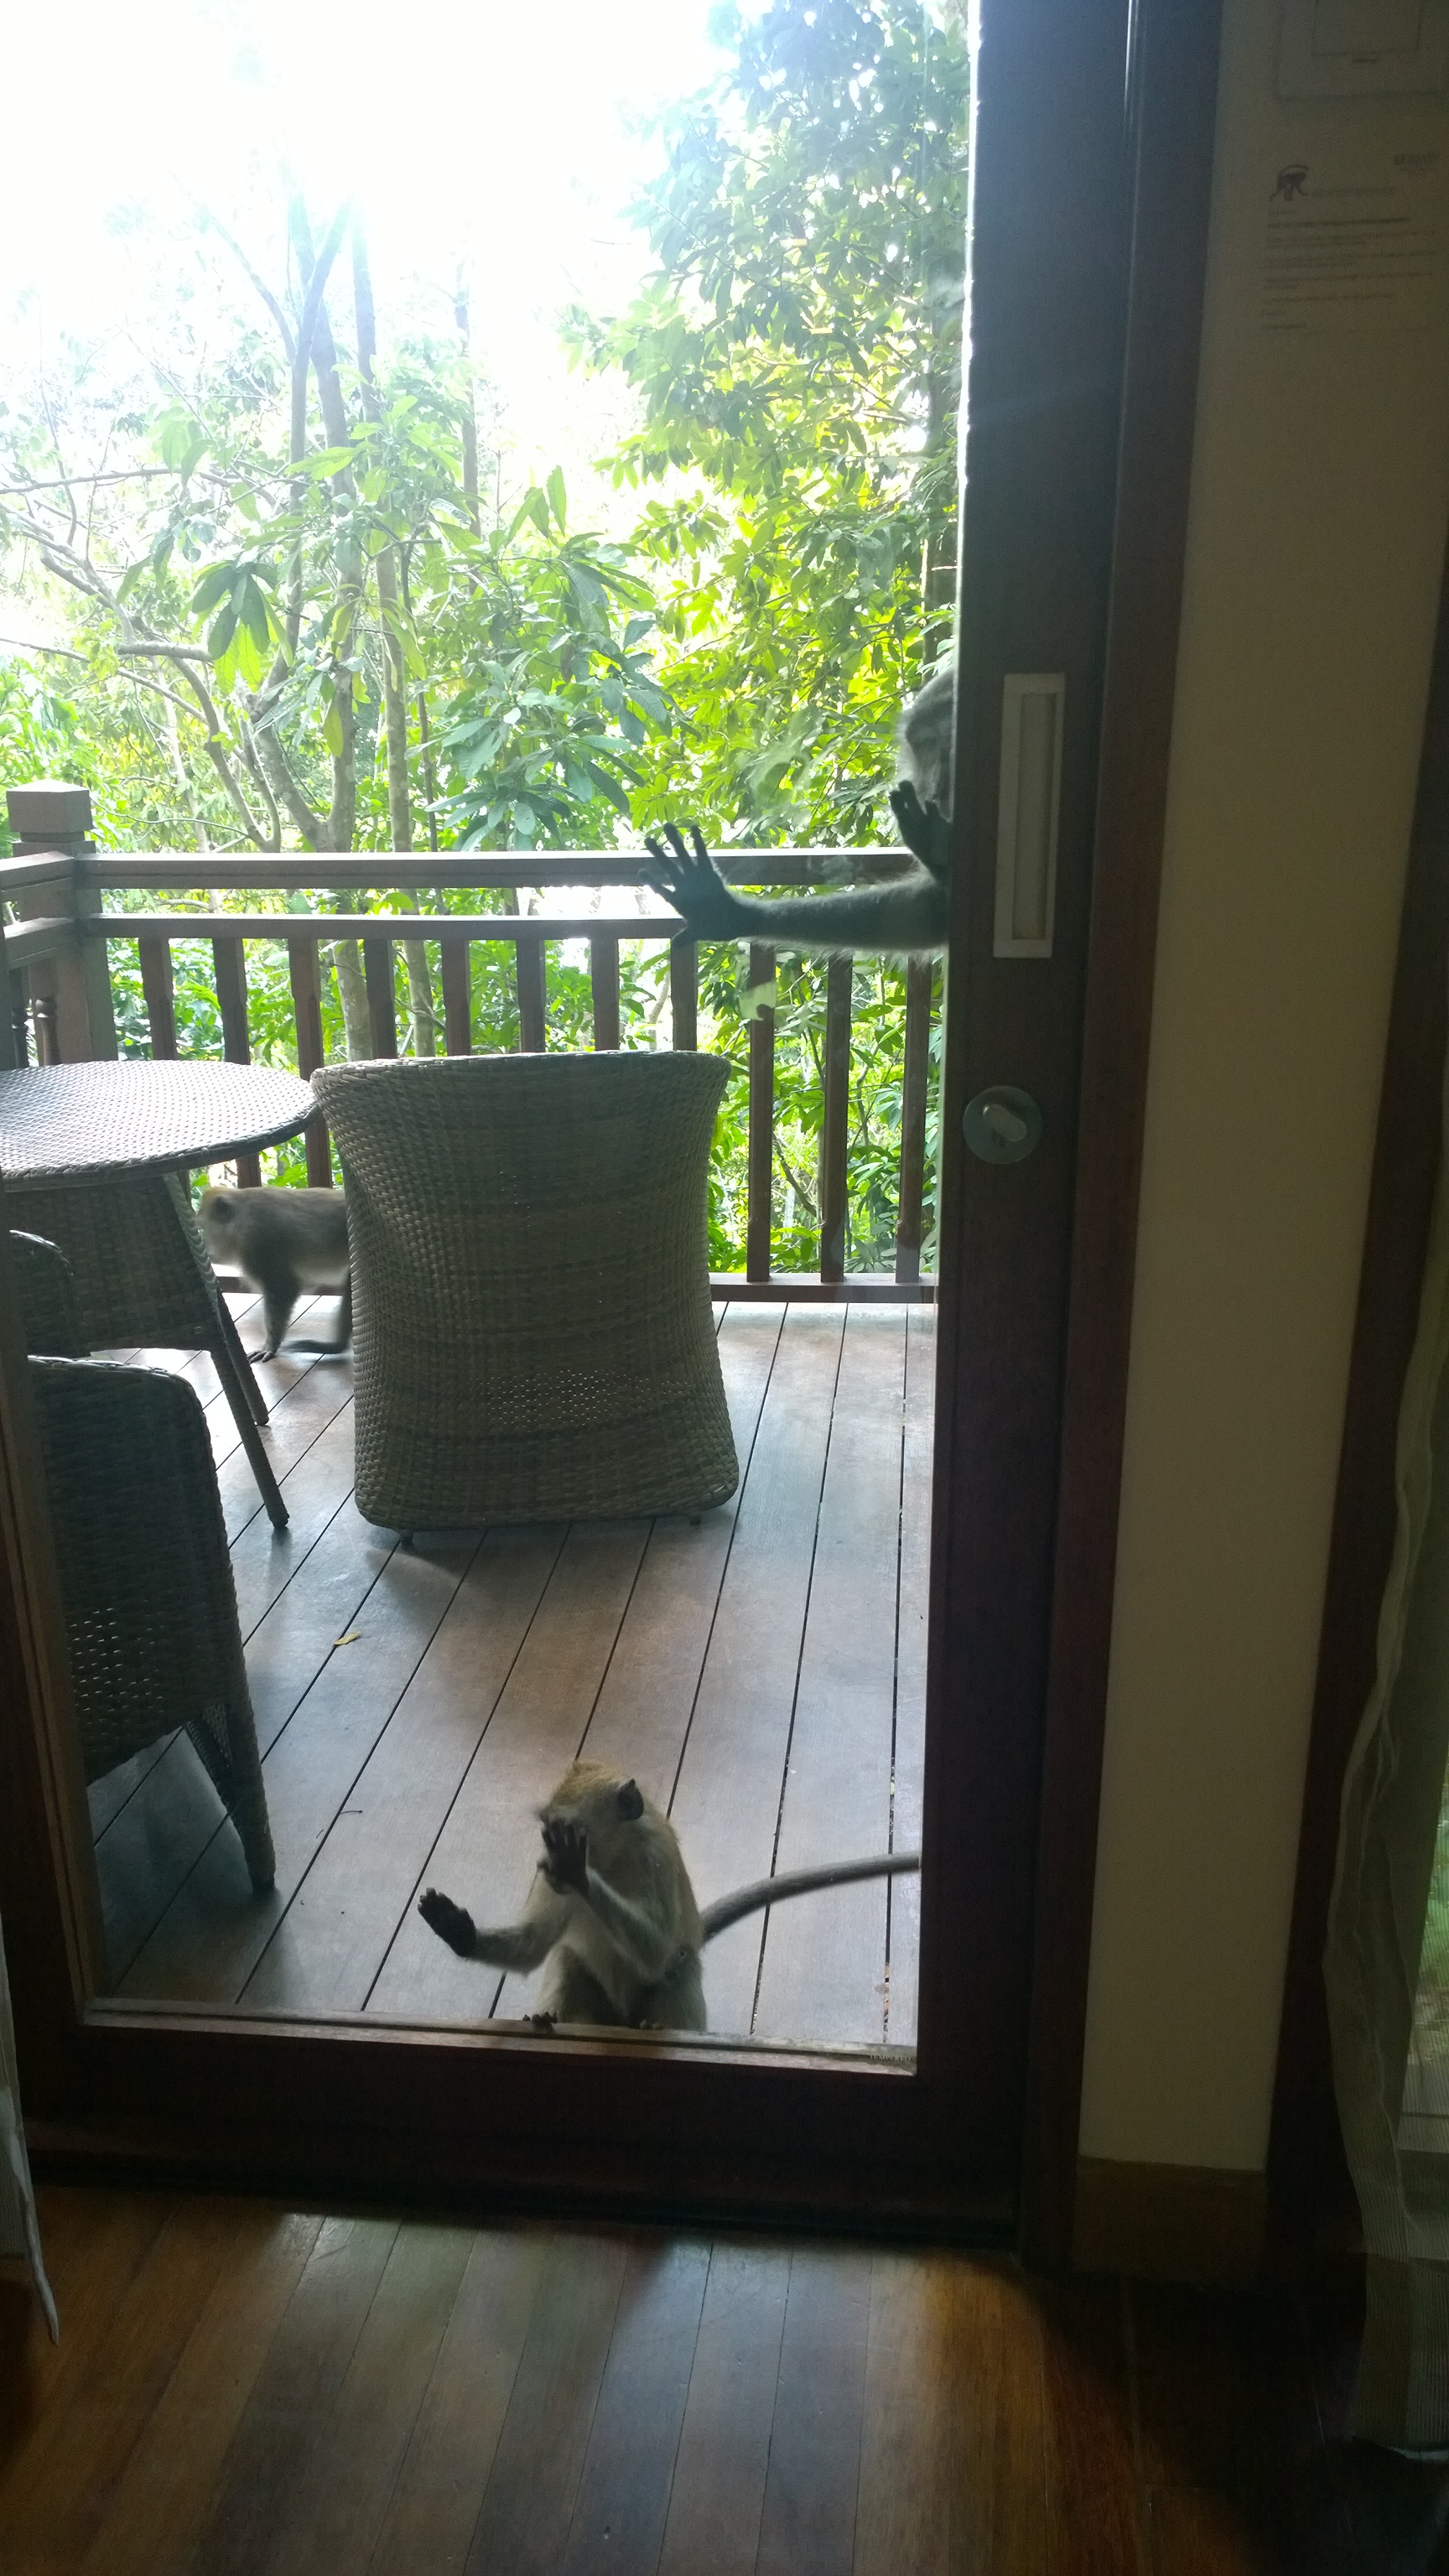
[225,1400,361,1641]
[119,1527,476,2003]
[242,1527,567,2015]
[368,1521,652,2023]
[669,1306,846,2037]
[751,1307,908,2046]
[574,1304,784,1810]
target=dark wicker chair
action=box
[13,1233,274,1890]
[312,1051,739,1530]
[3,1167,277,1465]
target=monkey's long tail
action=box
[699,1852,921,1945]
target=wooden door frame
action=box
[1265,554,1449,2268]
[1016,0,1224,2267]
[0,0,1223,2239]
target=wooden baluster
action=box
[669,938,698,1051]
[745,943,776,1285]
[441,932,472,1055]
[820,955,852,1285]
[31,991,59,1066]
[287,932,333,1187]
[590,935,621,1051]
[213,933,261,1187]
[10,972,29,1067]
[138,932,178,1059]
[895,957,934,1285]
[516,932,546,1053]
[363,936,398,1057]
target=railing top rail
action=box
[68,846,915,894]
[86,911,688,943]
[0,852,79,894]
[2,916,80,964]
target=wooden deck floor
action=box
[87,1297,934,2050]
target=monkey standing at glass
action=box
[642,667,955,956]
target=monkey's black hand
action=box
[889,782,953,884]
[540,1816,589,1897]
[641,824,750,942]
[418,1888,476,1955]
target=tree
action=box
[566,0,969,849]
[563,0,965,1269]
[0,196,678,1058]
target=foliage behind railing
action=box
[1,784,939,1296]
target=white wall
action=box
[1078,0,1449,2169]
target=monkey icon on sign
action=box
[1270,164,1310,202]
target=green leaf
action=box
[545,466,568,532]
[191,564,236,619]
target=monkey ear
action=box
[616,1779,644,1821]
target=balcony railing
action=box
[1,782,938,1301]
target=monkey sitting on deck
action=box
[199,1185,351,1363]
[641,665,955,957]
[418,1759,921,2033]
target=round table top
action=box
[0,1059,315,1184]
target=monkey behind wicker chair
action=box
[200,1184,351,1361]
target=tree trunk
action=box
[354,216,434,1047]
[401,942,439,1056]
[454,282,482,538]
[330,909,371,1059]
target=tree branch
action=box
[188,198,298,364]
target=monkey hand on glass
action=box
[641,823,754,943]
[888,780,953,882]
[417,1887,477,1956]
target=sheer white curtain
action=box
[0,1906,55,2336]
[1327,1037,1449,2446]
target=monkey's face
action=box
[539,1765,647,1874]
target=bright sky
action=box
[3,0,734,480]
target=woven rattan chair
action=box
[3,1166,274,1433]
[14,1234,274,1890]
[8,1228,87,1357]
[313,1051,739,1530]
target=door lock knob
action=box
[963,1086,1043,1165]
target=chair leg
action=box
[215,1288,270,1426]
[211,1328,289,1530]
[187,1706,277,1890]
[161,1174,288,1527]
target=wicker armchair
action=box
[9,1228,87,1357]
[3,1166,276,1451]
[312,1051,739,1530]
[13,1233,274,1891]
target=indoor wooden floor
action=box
[88,1297,932,2049]
[1,2185,1441,2575]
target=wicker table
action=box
[0,1060,316,1529]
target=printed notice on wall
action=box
[1261,142,1443,330]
